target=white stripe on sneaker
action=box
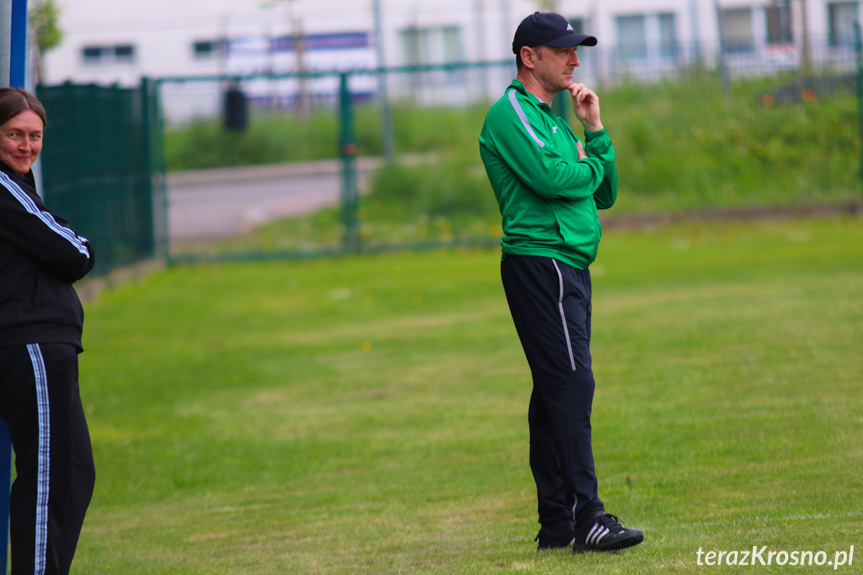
[593,527,610,544]
[586,524,610,545]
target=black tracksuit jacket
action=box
[0,161,94,351]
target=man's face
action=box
[529,45,581,94]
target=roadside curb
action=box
[166,158,383,186]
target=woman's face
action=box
[0,110,44,174]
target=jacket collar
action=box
[508,79,550,109]
[0,160,36,187]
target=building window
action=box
[193,40,224,59]
[82,44,136,65]
[721,8,755,54]
[765,3,793,45]
[82,46,101,62]
[115,45,134,60]
[400,25,462,66]
[616,15,647,59]
[828,2,858,47]
[401,27,426,66]
[658,13,679,59]
[442,27,461,63]
[567,17,585,34]
[615,12,678,62]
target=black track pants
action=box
[501,255,604,529]
[0,343,95,575]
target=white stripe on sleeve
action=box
[507,89,545,149]
[0,172,91,257]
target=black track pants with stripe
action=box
[0,343,95,575]
[501,255,604,530]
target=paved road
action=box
[165,158,381,243]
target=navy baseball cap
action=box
[512,12,597,54]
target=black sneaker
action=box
[572,513,643,553]
[535,524,575,551]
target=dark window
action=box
[399,26,462,66]
[567,17,585,34]
[616,15,647,59]
[721,8,755,54]
[82,46,103,62]
[766,4,793,44]
[193,40,222,58]
[828,2,858,47]
[81,44,136,65]
[658,13,679,58]
[115,45,135,61]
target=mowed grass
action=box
[73,217,863,574]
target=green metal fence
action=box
[153,60,515,264]
[37,80,162,274]
[155,43,863,265]
[34,37,862,270]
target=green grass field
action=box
[72,216,862,574]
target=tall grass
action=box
[605,71,859,211]
[164,71,860,214]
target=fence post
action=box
[2,1,30,571]
[552,91,570,124]
[339,72,361,253]
[712,0,732,99]
[142,77,170,263]
[372,0,394,162]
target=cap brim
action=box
[545,33,597,48]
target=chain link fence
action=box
[38,81,162,275]
[152,36,862,264]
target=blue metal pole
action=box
[9,0,26,87]
[3,4,29,572]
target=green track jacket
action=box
[478,79,617,270]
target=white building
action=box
[41,0,863,82]
[39,0,862,122]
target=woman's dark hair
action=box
[0,87,47,127]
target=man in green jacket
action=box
[479,12,643,553]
